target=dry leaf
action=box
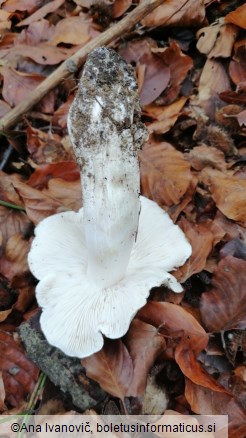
[28,162,80,189]
[200,256,246,332]
[125,319,165,396]
[0,67,54,113]
[112,0,132,18]
[229,60,246,86]
[224,4,246,30]
[196,59,231,118]
[0,330,39,407]
[196,20,238,58]
[176,342,228,393]
[185,380,246,438]
[0,371,6,411]
[142,0,205,28]
[175,217,225,282]
[49,16,93,46]
[119,39,170,106]
[2,0,41,13]
[82,339,133,400]
[140,142,192,207]
[1,234,30,281]
[138,301,208,356]
[17,0,65,26]
[202,168,246,226]
[152,42,193,103]
[145,97,187,134]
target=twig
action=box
[0,0,165,132]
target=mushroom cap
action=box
[28,196,191,358]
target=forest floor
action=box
[0,1,245,437]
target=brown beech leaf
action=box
[200,256,246,332]
[141,0,205,28]
[0,171,24,206]
[13,178,81,224]
[224,4,246,30]
[82,339,133,400]
[16,19,55,45]
[0,99,11,117]
[113,0,132,18]
[0,67,54,113]
[229,60,246,86]
[0,330,39,408]
[196,59,231,118]
[139,142,192,207]
[119,39,170,106]
[52,96,73,128]
[196,20,238,58]
[2,0,41,13]
[145,96,187,134]
[175,217,225,282]
[202,168,246,226]
[176,342,228,393]
[152,42,193,103]
[28,162,80,189]
[5,44,77,66]
[138,301,208,356]
[185,380,246,438]
[17,0,65,26]
[186,145,226,172]
[0,206,31,248]
[49,16,94,46]
[0,371,5,411]
[1,234,30,281]
[125,319,165,397]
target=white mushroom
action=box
[28,47,192,358]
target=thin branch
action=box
[0,0,165,132]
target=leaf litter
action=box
[0,0,245,435]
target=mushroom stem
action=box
[67,48,148,288]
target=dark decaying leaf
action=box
[0,330,39,407]
[200,256,246,332]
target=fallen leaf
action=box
[0,100,11,117]
[138,301,208,356]
[236,109,246,127]
[201,168,246,226]
[141,0,205,28]
[196,20,238,58]
[125,319,165,396]
[229,60,246,86]
[4,43,77,66]
[42,178,82,211]
[17,0,65,26]
[185,380,246,438]
[112,0,132,18]
[0,206,31,248]
[52,95,74,128]
[0,66,54,113]
[11,177,72,224]
[145,97,187,134]
[200,256,246,332]
[220,238,246,261]
[49,16,93,46]
[0,330,39,407]
[139,142,192,207]
[0,171,24,206]
[0,9,11,31]
[176,341,228,393]
[26,125,69,164]
[2,0,41,13]
[175,217,225,282]
[16,19,54,45]
[82,339,133,400]
[1,234,30,281]
[119,39,170,106]
[152,42,193,103]
[28,162,80,189]
[224,3,246,30]
[196,59,231,118]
